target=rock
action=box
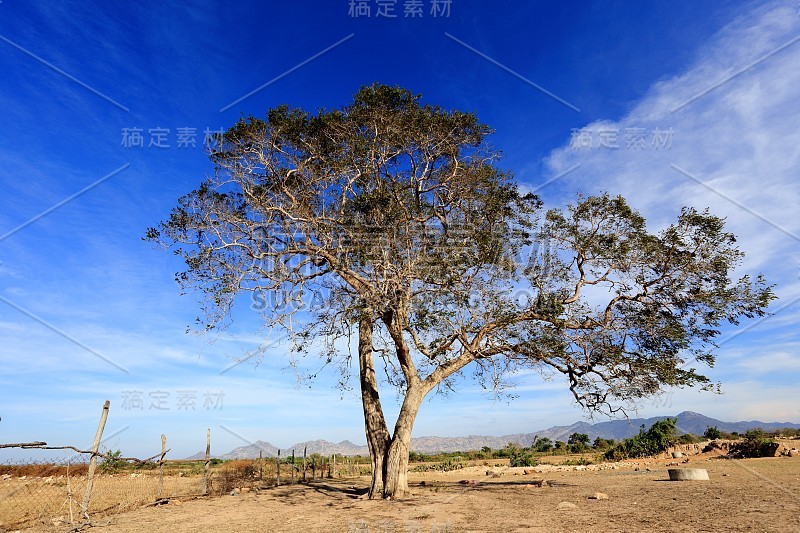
[240,487,251,493]
[763,442,785,457]
[672,452,684,458]
[557,501,577,510]
[668,468,709,481]
[588,492,609,500]
[459,479,480,485]
[574,465,586,471]
[230,490,238,496]
[788,449,799,457]
[523,469,533,475]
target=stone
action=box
[557,501,577,510]
[668,468,709,481]
[787,449,799,457]
[588,492,609,500]
[672,451,684,458]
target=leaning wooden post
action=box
[276,449,281,485]
[291,449,295,484]
[332,454,336,478]
[157,434,167,499]
[81,400,110,519]
[202,429,211,495]
[303,446,307,482]
[259,450,263,482]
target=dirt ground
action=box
[43,454,798,533]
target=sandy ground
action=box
[47,455,799,533]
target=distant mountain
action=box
[186,439,369,460]
[186,411,800,459]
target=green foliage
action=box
[592,437,615,451]
[604,418,678,460]
[99,449,126,474]
[731,428,777,458]
[531,437,553,453]
[703,426,723,440]
[676,433,703,444]
[567,433,590,453]
[509,447,538,467]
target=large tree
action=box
[146,84,774,498]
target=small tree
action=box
[732,428,776,458]
[99,449,125,474]
[703,426,722,440]
[567,433,590,453]
[532,437,553,453]
[592,437,615,451]
[148,84,774,498]
[605,418,680,460]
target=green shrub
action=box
[509,448,538,467]
[99,449,126,474]
[676,433,702,444]
[731,428,777,458]
[531,437,553,453]
[568,433,590,453]
[604,418,678,460]
[592,437,615,451]
[703,426,722,440]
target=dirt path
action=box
[22,456,800,532]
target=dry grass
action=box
[0,471,204,530]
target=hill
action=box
[187,411,800,458]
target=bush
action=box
[592,437,615,451]
[509,448,538,467]
[568,433,590,453]
[731,428,777,458]
[531,437,553,453]
[99,449,126,474]
[676,433,703,444]
[604,418,678,460]
[703,426,722,440]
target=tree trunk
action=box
[381,386,426,498]
[358,315,391,498]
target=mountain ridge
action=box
[187,411,800,459]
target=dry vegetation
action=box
[3,441,799,532]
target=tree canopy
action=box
[146,83,774,497]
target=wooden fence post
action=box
[311,457,316,480]
[259,450,263,482]
[303,446,307,482]
[157,434,167,499]
[332,454,336,478]
[277,449,281,485]
[202,429,211,495]
[291,449,295,484]
[81,400,110,519]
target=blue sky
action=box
[1,0,799,460]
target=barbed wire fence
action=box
[0,401,208,531]
[0,401,373,531]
